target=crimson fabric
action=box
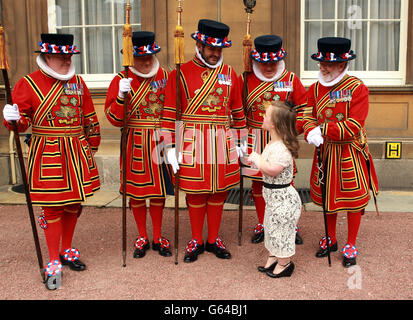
[327,213,338,244]
[206,191,228,243]
[131,199,148,239]
[42,206,64,262]
[347,211,362,246]
[60,204,81,254]
[162,56,246,193]
[304,75,379,213]
[186,194,207,244]
[149,199,165,243]
[130,199,166,242]
[186,191,229,244]
[105,67,171,200]
[6,70,101,206]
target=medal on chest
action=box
[150,79,167,93]
[273,81,293,92]
[329,89,352,103]
[218,73,232,86]
[64,83,84,96]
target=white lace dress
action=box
[262,141,302,258]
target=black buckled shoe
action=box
[342,244,358,268]
[258,257,278,273]
[251,223,264,243]
[184,239,205,263]
[205,237,231,259]
[343,257,357,267]
[266,261,295,278]
[315,236,338,258]
[133,236,150,258]
[60,248,86,271]
[152,237,172,257]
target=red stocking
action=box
[42,206,64,262]
[149,199,165,243]
[186,193,208,244]
[347,210,362,246]
[60,204,81,254]
[206,191,228,244]
[326,213,338,244]
[130,199,148,239]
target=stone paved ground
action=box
[1,204,412,305]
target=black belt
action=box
[263,182,291,189]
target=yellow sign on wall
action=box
[385,142,402,159]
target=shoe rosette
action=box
[215,236,227,250]
[319,236,333,250]
[341,244,359,259]
[186,238,201,253]
[44,260,63,277]
[134,236,149,250]
[253,223,264,235]
[62,248,80,262]
[158,237,171,250]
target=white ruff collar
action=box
[36,55,75,81]
[195,46,223,69]
[252,60,285,82]
[318,64,349,87]
[129,56,160,78]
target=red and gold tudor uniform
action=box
[303,37,379,267]
[105,31,172,258]
[105,66,170,200]
[3,33,100,286]
[240,35,307,243]
[163,56,246,193]
[7,70,100,204]
[162,19,246,262]
[304,75,379,212]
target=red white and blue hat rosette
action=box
[121,31,161,57]
[35,33,80,54]
[251,35,287,63]
[191,19,232,48]
[132,31,161,56]
[311,37,356,62]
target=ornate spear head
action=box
[243,0,256,14]
[242,0,256,72]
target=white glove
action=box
[118,78,132,98]
[167,148,182,174]
[248,151,262,170]
[236,140,247,158]
[307,126,324,147]
[3,104,21,122]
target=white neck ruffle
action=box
[36,55,75,81]
[252,60,286,82]
[318,64,349,87]
[129,56,160,78]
